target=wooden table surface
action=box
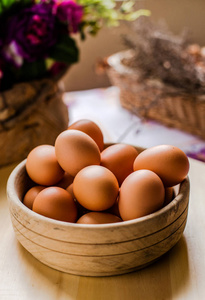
[0,156,205,300]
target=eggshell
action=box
[118,169,165,221]
[75,199,91,219]
[101,143,138,185]
[26,145,65,186]
[66,183,74,199]
[32,187,77,223]
[164,187,175,206]
[55,129,101,176]
[77,212,122,224]
[133,145,190,187]
[68,185,92,219]
[105,196,121,217]
[73,165,119,211]
[23,185,45,210]
[68,119,104,151]
[56,172,74,189]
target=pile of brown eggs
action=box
[23,119,190,225]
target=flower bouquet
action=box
[0,0,149,166]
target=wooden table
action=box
[0,156,204,300]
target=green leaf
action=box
[120,9,151,22]
[14,60,47,82]
[0,0,32,15]
[0,0,13,14]
[77,0,151,36]
[49,35,79,64]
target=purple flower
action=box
[0,41,4,78]
[0,58,3,88]
[3,41,23,67]
[3,2,57,63]
[56,1,83,33]
[186,148,205,162]
[0,66,3,79]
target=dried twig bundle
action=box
[123,18,205,92]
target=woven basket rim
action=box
[107,49,136,75]
[106,49,205,95]
[107,50,180,91]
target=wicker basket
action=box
[106,50,205,140]
[0,78,69,167]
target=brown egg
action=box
[26,145,65,186]
[56,172,74,189]
[118,169,165,221]
[106,196,121,217]
[101,143,138,185]
[133,145,189,187]
[32,187,78,223]
[73,165,119,211]
[23,186,45,210]
[75,199,91,219]
[77,212,122,224]
[68,119,104,151]
[164,187,175,206]
[66,183,74,198]
[55,129,101,177]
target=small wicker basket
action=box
[106,50,205,140]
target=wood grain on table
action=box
[0,157,205,300]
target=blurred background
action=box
[63,0,205,91]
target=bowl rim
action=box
[7,157,190,231]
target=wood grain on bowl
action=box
[7,146,190,277]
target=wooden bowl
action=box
[7,147,190,277]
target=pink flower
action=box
[48,61,67,77]
[0,59,3,88]
[56,0,83,33]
